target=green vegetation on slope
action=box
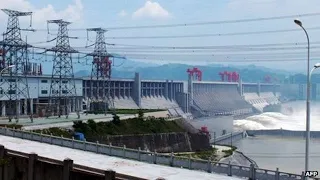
[76,63,290,82]
[85,109,166,115]
[175,148,218,160]
[73,115,185,136]
[222,146,237,158]
[0,124,22,129]
[28,111,184,138]
[175,146,238,161]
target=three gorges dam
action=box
[0,71,319,179]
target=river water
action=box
[233,136,320,174]
[233,101,320,174]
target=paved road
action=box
[21,113,137,130]
[0,111,170,130]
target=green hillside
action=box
[76,63,289,83]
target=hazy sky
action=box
[1,0,320,73]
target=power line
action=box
[29,49,320,63]
[121,56,320,63]
[30,44,320,63]
[33,12,320,31]
[105,41,320,49]
[104,27,320,39]
[40,26,320,40]
[33,41,320,51]
[106,54,320,60]
[73,46,320,52]
[32,48,318,60]
[33,43,318,56]
[109,47,313,52]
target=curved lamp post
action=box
[0,65,15,75]
[294,19,311,175]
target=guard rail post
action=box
[153,150,157,164]
[63,158,73,180]
[138,147,141,161]
[188,154,192,169]
[228,161,232,176]
[170,152,174,167]
[83,139,86,150]
[213,132,216,148]
[123,145,126,157]
[61,135,64,146]
[249,163,256,180]
[96,141,99,153]
[301,171,305,180]
[104,170,116,180]
[28,153,38,180]
[0,145,5,178]
[109,143,112,155]
[40,131,43,142]
[275,168,280,180]
[207,158,212,173]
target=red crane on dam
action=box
[219,71,239,82]
[187,67,202,81]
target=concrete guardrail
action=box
[0,145,145,180]
[0,127,313,180]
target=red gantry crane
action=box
[219,71,239,82]
[187,67,202,81]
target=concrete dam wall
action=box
[88,132,211,153]
[192,83,253,116]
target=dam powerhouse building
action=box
[0,71,311,119]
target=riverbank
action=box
[215,145,258,167]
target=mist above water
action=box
[234,101,320,131]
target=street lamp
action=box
[310,63,320,81]
[0,64,15,75]
[294,19,311,175]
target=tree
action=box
[87,119,97,132]
[112,113,120,125]
[138,109,144,119]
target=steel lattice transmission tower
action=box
[0,9,34,123]
[45,19,79,119]
[86,28,113,114]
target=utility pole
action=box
[0,9,34,123]
[45,19,79,119]
[86,28,113,115]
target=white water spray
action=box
[234,101,320,131]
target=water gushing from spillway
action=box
[234,101,320,131]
